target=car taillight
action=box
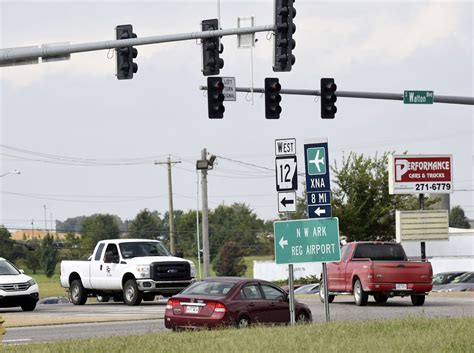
[214,302,226,313]
[166,299,180,310]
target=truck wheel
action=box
[411,295,425,306]
[353,279,368,306]
[318,283,335,303]
[20,301,37,311]
[373,293,388,303]
[70,279,88,305]
[123,279,142,306]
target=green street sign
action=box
[404,90,434,104]
[274,218,341,264]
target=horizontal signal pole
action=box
[200,86,474,106]
[0,25,274,66]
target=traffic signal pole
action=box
[199,86,474,106]
[0,25,274,66]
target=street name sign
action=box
[304,139,332,218]
[274,218,341,264]
[403,90,434,104]
[388,155,453,194]
[222,77,236,101]
[278,192,296,213]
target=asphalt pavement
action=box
[2,294,473,345]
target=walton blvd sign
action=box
[274,218,341,264]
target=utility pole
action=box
[154,156,181,254]
[201,149,210,277]
[196,149,217,277]
[43,205,47,233]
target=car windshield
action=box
[181,281,236,296]
[119,242,171,259]
[451,272,474,284]
[432,273,464,285]
[0,259,20,275]
[353,243,407,261]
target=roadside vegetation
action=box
[3,317,473,353]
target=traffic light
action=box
[207,77,225,119]
[115,24,138,80]
[201,19,224,76]
[273,0,296,72]
[320,78,337,119]
[265,78,282,119]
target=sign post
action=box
[274,138,298,324]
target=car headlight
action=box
[136,265,151,278]
[27,279,36,287]
[190,262,196,278]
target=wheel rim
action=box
[238,318,249,328]
[126,285,135,302]
[354,281,361,302]
[71,285,79,301]
[297,313,308,323]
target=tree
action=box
[0,226,14,259]
[331,152,427,241]
[209,203,268,259]
[25,238,41,274]
[80,214,120,252]
[40,234,58,277]
[450,206,470,229]
[212,241,247,276]
[128,209,164,239]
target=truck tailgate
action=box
[372,261,431,284]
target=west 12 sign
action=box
[304,140,332,218]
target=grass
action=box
[2,317,473,352]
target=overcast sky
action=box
[0,0,472,232]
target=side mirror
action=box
[19,269,25,274]
[175,251,184,258]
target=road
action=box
[2,294,473,345]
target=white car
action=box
[0,257,39,311]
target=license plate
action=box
[185,305,200,314]
[396,283,407,290]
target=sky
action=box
[0,0,472,233]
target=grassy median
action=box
[3,317,473,353]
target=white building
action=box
[402,227,474,274]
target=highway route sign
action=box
[275,156,297,192]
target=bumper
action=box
[366,282,432,295]
[136,279,195,294]
[164,311,231,329]
[0,292,39,307]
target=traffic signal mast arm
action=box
[0,25,274,66]
[199,86,474,106]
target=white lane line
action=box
[3,338,32,343]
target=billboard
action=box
[388,155,453,194]
[395,210,449,242]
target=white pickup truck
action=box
[60,239,196,306]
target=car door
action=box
[91,243,121,290]
[260,283,289,324]
[89,243,106,289]
[240,283,268,324]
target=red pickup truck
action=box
[319,242,432,306]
